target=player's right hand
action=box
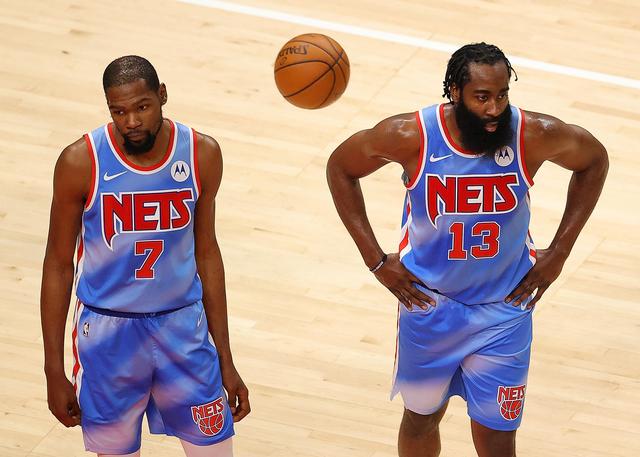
[46,372,81,427]
[373,253,436,310]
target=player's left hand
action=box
[220,362,250,422]
[505,248,566,309]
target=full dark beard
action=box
[454,101,513,155]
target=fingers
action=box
[407,287,436,308]
[387,278,436,310]
[233,386,251,422]
[52,402,81,427]
[391,290,413,311]
[68,398,82,425]
[407,272,427,289]
[526,285,548,309]
[226,386,238,416]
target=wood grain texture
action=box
[0,1,638,455]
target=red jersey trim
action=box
[192,129,202,197]
[71,300,81,387]
[107,120,175,172]
[83,134,97,210]
[438,104,478,157]
[405,111,427,189]
[518,108,534,187]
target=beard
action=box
[454,100,513,155]
[122,119,163,155]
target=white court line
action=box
[179,0,640,90]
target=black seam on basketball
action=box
[333,50,347,86]
[314,67,337,109]
[323,37,349,69]
[283,56,342,99]
[275,59,331,72]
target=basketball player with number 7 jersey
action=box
[41,56,249,456]
[326,43,608,456]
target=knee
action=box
[402,408,443,437]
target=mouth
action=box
[484,121,499,132]
[126,132,147,142]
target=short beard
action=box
[454,100,513,155]
[122,119,163,155]
[123,133,156,155]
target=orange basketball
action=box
[274,33,350,109]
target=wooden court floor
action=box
[0,0,638,456]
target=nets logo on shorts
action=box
[497,384,526,420]
[191,397,225,436]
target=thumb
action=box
[226,386,237,413]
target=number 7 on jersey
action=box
[134,240,164,279]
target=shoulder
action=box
[371,112,420,142]
[521,109,606,173]
[56,137,92,181]
[54,137,93,199]
[522,110,575,170]
[522,110,569,142]
[193,131,222,195]
[194,131,222,164]
[365,112,421,162]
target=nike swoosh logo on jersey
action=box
[103,171,127,181]
[429,153,453,163]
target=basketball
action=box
[274,33,350,109]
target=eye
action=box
[139,105,148,111]
[476,95,488,102]
[112,110,124,116]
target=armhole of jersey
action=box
[517,108,534,188]
[190,128,202,198]
[83,133,99,211]
[405,110,427,190]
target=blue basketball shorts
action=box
[71,300,234,454]
[391,290,533,431]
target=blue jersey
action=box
[399,104,536,304]
[75,120,203,313]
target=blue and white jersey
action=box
[399,104,536,304]
[75,120,203,313]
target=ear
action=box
[451,84,461,104]
[159,83,167,105]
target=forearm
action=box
[326,162,385,268]
[549,157,608,256]
[197,248,233,364]
[40,260,75,377]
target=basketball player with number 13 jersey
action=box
[326,42,607,456]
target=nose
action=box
[485,99,500,118]
[124,112,141,130]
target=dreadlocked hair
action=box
[442,42,517,101]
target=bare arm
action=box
[40,138,90,426]
[507,112,609,306]
[326,113,435,308]
[193,133,250,422]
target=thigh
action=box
[392,297,470,414]
[180,437,233,457]
[461,305,532,431]
[74,303,153,454]
[147,302,235,445]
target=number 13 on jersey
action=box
[448,221,501,260]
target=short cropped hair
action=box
[102,55,160,92]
